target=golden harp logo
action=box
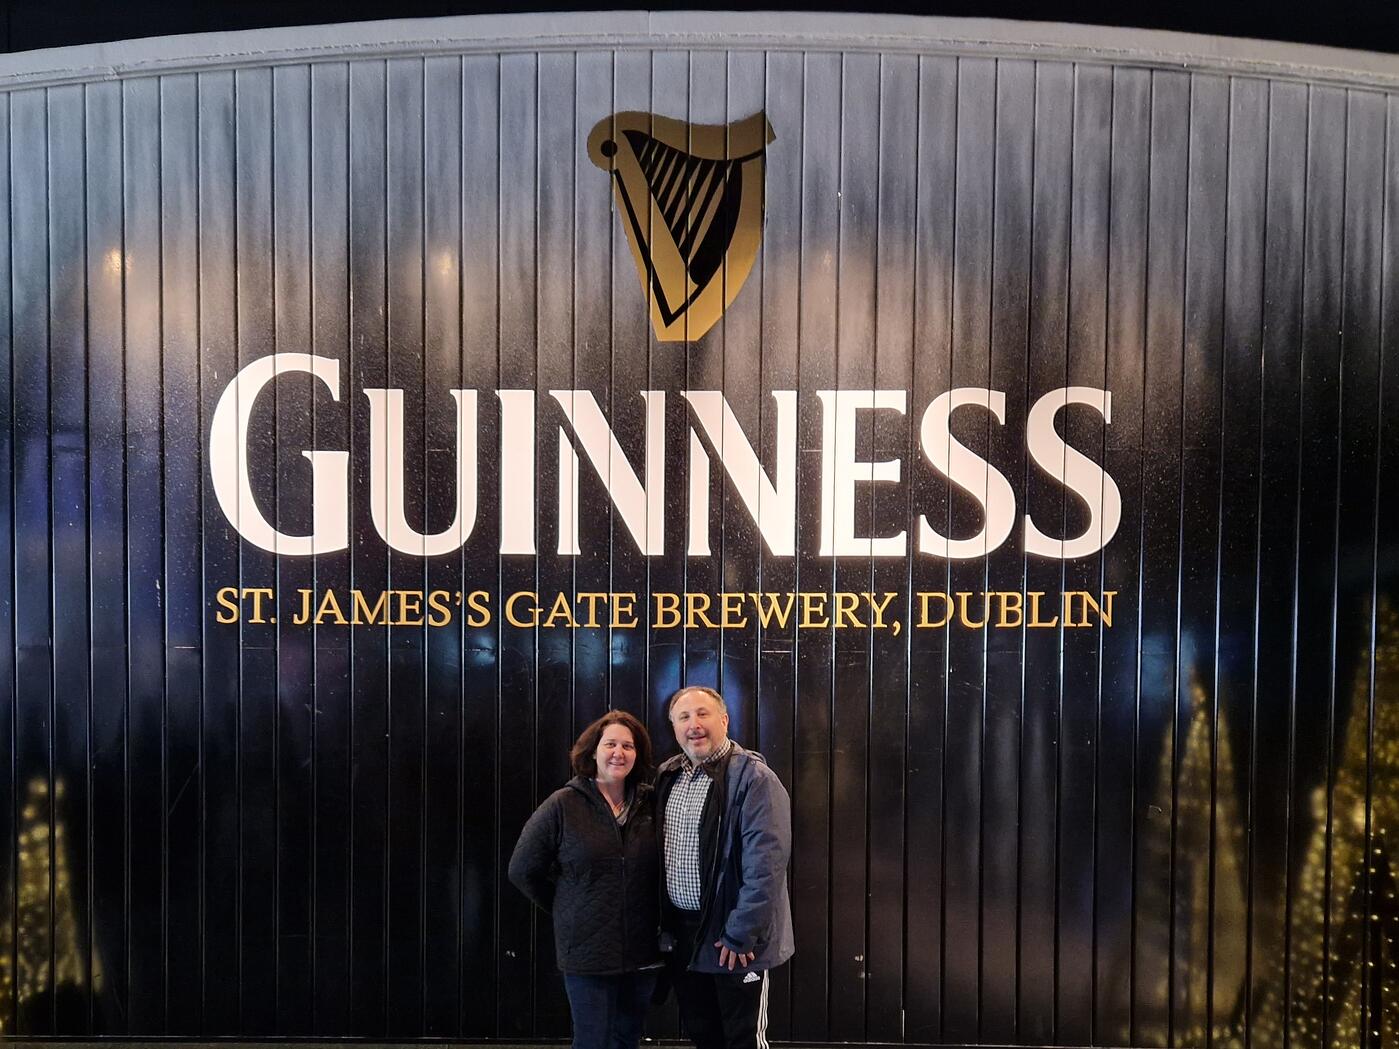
[587,111,774,342]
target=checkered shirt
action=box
[664,739,733,911]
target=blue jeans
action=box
[563,971,658,1049]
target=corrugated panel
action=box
[0,27,1396,1047]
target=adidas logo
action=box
[742,970,760,984]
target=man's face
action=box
[670,690,730,763]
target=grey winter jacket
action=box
[508,777,662,975]
[656,743,794,974]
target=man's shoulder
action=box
[728,744,785,790]
[657,753,686,777]
[731,742,768,766]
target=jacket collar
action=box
[660,739,748,778]
[680,737,733,776]
[567,774,650,810]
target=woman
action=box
[508,710,660,1049]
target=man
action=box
[656,685,793,1049]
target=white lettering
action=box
[207,360,1124,563]
[551,390,666,556]
[682,390,797,557]
[817,390,907,558]
[918,388,1016,559]
[688,430,712,557]
[209,352,349,555]
[1023,386,1122,558]
[365,388,478,556]
[497,390,536,555]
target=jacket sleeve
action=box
[720,768,792,954]
[508,793,562,914]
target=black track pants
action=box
[672,966,770,1049]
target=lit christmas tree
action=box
[0,776,97,1033]
[0,858,8,1035]
[1249,600,1399,1049]
[1130,666,1250,1047]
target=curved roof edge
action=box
[2,9,1398,90]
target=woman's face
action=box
[594,723,637,786]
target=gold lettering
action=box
[653,592,681,629]
[465,590,492,627]
[917,592,953,628]
[685,593,719,629]
[956,591,988,629]
[748,592,795,630]
[863,592,897,629]
[798,592,829,629]
[1073,590,1115,628]
[505,591,540,628]
[353,589,390,626]
[833,592,863,628]
[575,592,608,628]
[426,590,453,627]
[1027,591,1058,628]
[246,587,274,624]
[611,593,639,628]
[215,586,240,624]
[720,593,747,629]
[315,588,348,626]
[996,591,1023,628]
[395,590,424,627]
[543,592,578,629]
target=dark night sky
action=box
[1,0,1397,57]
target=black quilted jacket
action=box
[508,776,661,975]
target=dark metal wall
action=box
[1,17,1397,1046]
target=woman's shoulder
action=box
[534,779,591,814]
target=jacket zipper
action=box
[614,803,628,970]
[581,780,634,973]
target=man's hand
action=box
[715,940,756,971]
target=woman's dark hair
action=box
[570,710,654,785]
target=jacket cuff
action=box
[720,933,749,955]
